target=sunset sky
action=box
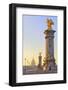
[22,15,57,66]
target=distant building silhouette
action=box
[31,58,35,66]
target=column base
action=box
[43,59,57,73]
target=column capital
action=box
[44,30,56,35]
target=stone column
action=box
[44,30,57,72]
[44,30,55,61]
[38,53,42,69]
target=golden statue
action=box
[47,19,54,30]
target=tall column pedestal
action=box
[43,30,57,73]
